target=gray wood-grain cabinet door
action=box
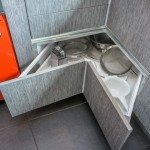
[25,0,108,38]
[83,62,133,150]
[0,61,85,117]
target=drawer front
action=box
[29,5,107,38]
[83,62,132,150]
[25,0,109,16]
[0,61,85,116]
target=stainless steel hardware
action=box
[52,46,66,60]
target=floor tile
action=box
[29,104,110,150]
[0,102,27,130]
[27,94,86,120]
[122,118,150,150]
[1,95,150,150]
[0,123,37,150]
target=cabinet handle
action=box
[0,32,2,37]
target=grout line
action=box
[0,102,86,132]
[104,0,112,26]
[28,102,87,121]
[27,123,39,150]
[0,121,27,132]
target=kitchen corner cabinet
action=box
[0,60,132,150]
[0,28,149,150]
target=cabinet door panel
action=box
[1,0,33,67]
[25,0,109,16]
[0,61,85,116]
[29,5,107,38]
[83,62,132,150]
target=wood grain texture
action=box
[25,0,109,16]
[83,62,132,150]
[28,5,108,38]
[107,0,150,72]
[0,0,3,11]
[1,0,34,68]
[107,0,150,136]
[0,61,85,117]
[134,77,150,135]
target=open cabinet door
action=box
[83,62,133,150]
[0,61,85,116]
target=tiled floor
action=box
[0,94,149,150]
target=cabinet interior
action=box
[20,28,149,119]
